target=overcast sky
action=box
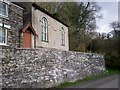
[96,2,118,34]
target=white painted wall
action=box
[31,34,34,48]
[32,6,69,51]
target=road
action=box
[66,74,119,88]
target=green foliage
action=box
[88,22,120,70]
[105,53,120,69]
[36,2,101,52]
[89,37,120,69]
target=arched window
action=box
[61,27,65,46]
[41,17,48,41]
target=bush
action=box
[105,53,120,70]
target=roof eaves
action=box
[20,22,37,36]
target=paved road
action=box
[66,74,119,88]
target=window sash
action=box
[42,17,48,41]
[61,30,65,46]
[0,26,7,45]
[42,32,48,41]
[0,2,8,17]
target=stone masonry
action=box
[1,48,106,88]
[0,3,23,49]
[0,3,23,88]
[0,2,106,89]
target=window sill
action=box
[0,15,9,20]
[0,43,9,46]
[61,44,65,46]
[41,40,49,43]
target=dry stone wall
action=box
[1,48,106,88]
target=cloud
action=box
[96,2,118,33]
[98,24,111,33]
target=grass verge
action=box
[57,69,120,88]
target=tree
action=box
[90,21,120,69]
[36,2,102,52]
[110,21,120,55]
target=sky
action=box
[96,2,118,34]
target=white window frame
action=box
[0,2,8,18]
[41,17,48,42]
[0,24,8,46]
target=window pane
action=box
[3,4,6,10]
[42,32,44,41]
[3,29,6,43]
[0,3,7,16]
[2,10,6,16]
[42,33,45,41]
[45,21,47,27]
[45,33,47,41]
[44,33,46,41]
[42,20,45,26]
[0,3,4,9]
[0,27,5,43]
[0,9,4,15]
[61,29,65,45]
[0,3,6,10]
[0,9,2,15]
[43,27,46,33]
[42,17,48,41]
[0,27,2,43]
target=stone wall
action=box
[0,2,23,48]
[2,48,106,88]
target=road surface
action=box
[66,74,119,88]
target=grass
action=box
[57,69,120,88]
